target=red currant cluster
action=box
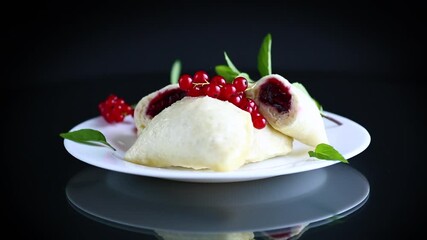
[178,71,267,129]
[98,94,134,123]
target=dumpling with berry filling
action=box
[248,74,328,147]
[125,96,254,172]
[133,84,186,135]
[246,123,293,164]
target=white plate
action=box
[63,111,370,182]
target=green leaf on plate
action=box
[257,33,272,77]
[215,65,239,83]
[308,143,348,163]
[60,128,116,151]
[170,59,181,84]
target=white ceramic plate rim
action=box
[63,111,370,182]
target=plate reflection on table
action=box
[66,164,369,239]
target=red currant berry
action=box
[124,105,133,115]
[187,86,203,97]
[238,96,247,109]
[116,98,125,106]
[178,74,193,90]
[251,112,267,129]
[210,75,226,86]
[193,70,209,83]
[228,93,243,107]
[233,77,248,92]
[221,83,237,100]
[204,83,221,98]
[104,112,115,123]
[112,106,125,122]
[99,94,133,123]
[107,94,118,102]
[105,94,118,108]
[246,98,257,110]
[244,105,254,114]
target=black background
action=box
[3,0,425,239]
[4,1,423,86]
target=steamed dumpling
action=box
[133,84,186,135]
[246,124,293,163]
[125,96,253,172]
[249,74,328,146]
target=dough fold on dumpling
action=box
[125,96,253,172]
[246,124,293,163]
[249,74,328,147]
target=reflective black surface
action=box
[4,1,423,239]
[65,164,368,235]
[66,165,369,239]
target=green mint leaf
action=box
[292,82,323,112]
[308,143,348,163]
[60,129,116,151]
[170,59,181,84]
[224,52,240,73]
[257,33,272,77]
[215,65,239,83]
[220,52,254,83]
